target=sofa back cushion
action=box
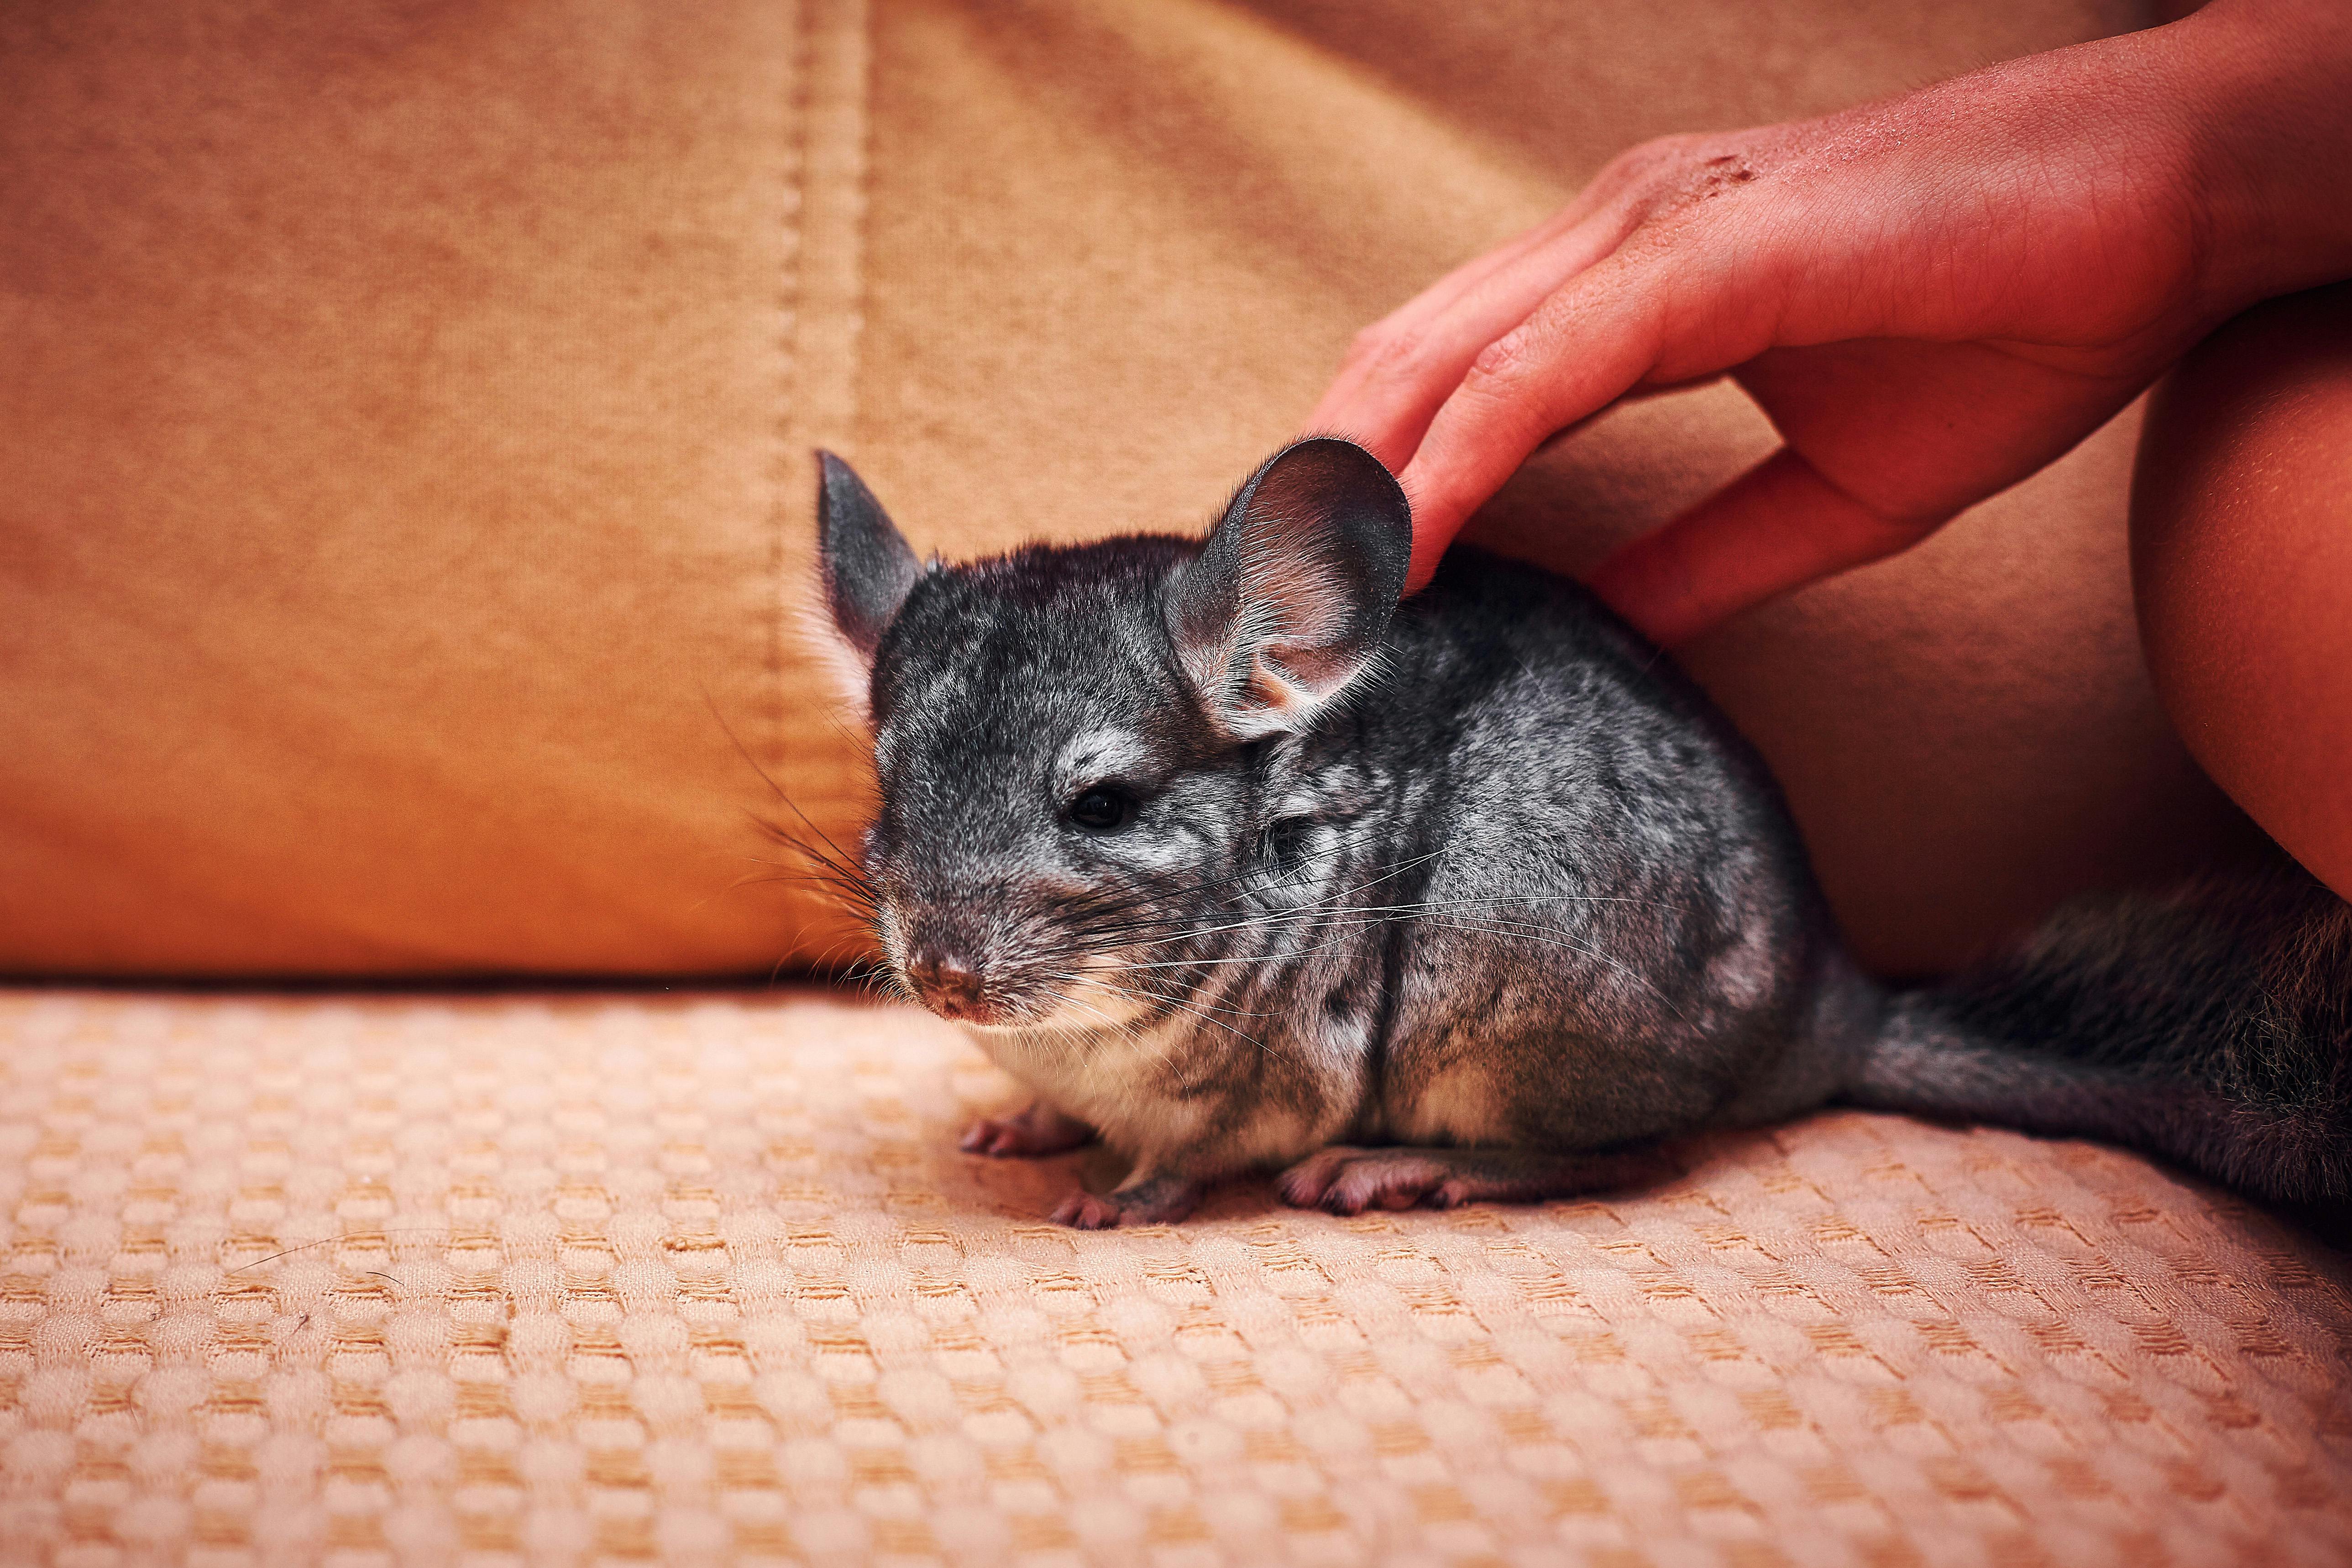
[0,0,2246,977]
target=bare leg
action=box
[959,1100,1095,1158]
[1276,1144,1672,1216]
[1049,1167,1205,1229]
[2135,283,2352,901]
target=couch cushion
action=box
[0,0,2258,976]
[1,988,2346,1561]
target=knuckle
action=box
[1349,320,1432,384]
[1644,130,1714,164]
[1607,132,1705,188]
[1339,322,1391,369]
[1462,327,1538,396]
[1610,132,1765,226]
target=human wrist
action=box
[2167,0,2352,315]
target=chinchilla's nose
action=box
[904,942,1000,1024]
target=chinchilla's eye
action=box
[1262,816,1311,863]
[1067,786,1137,834]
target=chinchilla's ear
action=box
[1165,436,1412,739]
[817,450,921,666]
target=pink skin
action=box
[1050,1192,1126,1229]
[1043,1146,1672,1227]
[1274,1145,1676,1216]
[964,1105,1675,1225]
[958,1100,1096,1158]
[1308,0,2352,644]
[959,1102,1206,1227]
[1048,1171,1205,1230]
[2132,284,2352,906]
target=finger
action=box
[1312,202,1645,471]
[1584,448,1947,646]
[1314,218,1560,425]
[1311,160,1661,455]
[1394,262,1670,588]
[1311,239,1551,464]
[1733,339,2156,519]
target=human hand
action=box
[1311,0,2352,644]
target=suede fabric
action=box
[0,0,2258,977]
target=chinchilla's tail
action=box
[1846,867,2352,1204]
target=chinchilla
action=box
[807,436,2350,1227]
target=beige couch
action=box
[3,0,2342,1561]
[1,0,2258,979]
[5,989,2348,1564]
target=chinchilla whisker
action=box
[1042,985,1126,1036]
[746,808,883,911]
[1064,890,1283,944]
[1238,906,1611,961]
[708,693,884,901]
[1374,890,1687,916]
[1065,996,1140,1038]
[1111,900,1401,957]
[1139,891,1676,1012]
[738,867,882,917]
[1323,843,1454,899]
[1069,865,1383,945]
[748,808,872,885]
[1114,976,1278,1025]
[739,841,872,893]
[1110,886,1693,962]
[1058,824,1422,938]
[1176,993,1280,1024]
[1035,965,1139,1015]
[1109,912,1281,949]
[1099,847,1469,954]
[1083,971,1285,1064]
[763,864,883,926]
[838,956,896,991]
[743,808,875,907]
[1108,867,1430,947]
[1199,887,1685,933]
[1101,893,1402,954]
[1041,965,1278,1030]
[1042,969,1171,1040]
[1147,999,1281,1064]
[1112,928,1379,973]
[1020,1008,1096,1056]
[1105,902,1600,975]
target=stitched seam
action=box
[778,0,873,969]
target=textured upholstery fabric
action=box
[0,0,2266,980]
[1,989,2347,1565]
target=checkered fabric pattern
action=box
[2,990,2347,1566]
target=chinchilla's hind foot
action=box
[1275,1144,1674,1215]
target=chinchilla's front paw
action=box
[1048,1170,1203,1229]
[1048,1190,1127,1229]
[959,1101,1095,1159]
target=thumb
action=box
[1587,449,1943,645]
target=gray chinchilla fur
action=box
[807,437,2351,1227]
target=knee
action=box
[2132,283,2352,899]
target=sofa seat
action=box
[1,988,2345,1565]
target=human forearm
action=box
[1314,0,2352,633]
[2171,0,2352,316]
